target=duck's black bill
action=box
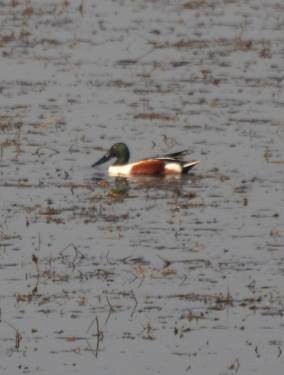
[92,152,112,167]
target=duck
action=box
[92,143,200,177]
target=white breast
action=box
[108,164,133,177]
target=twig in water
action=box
[86,317,96,335]
[86,316,103,358]
[105,295,115,312]
[105,251,111,264]
[228,358,240,372]
[15,330,22,349]
[157,255,172,268]
[130,290,138,318]
[95,317,103,358]
[59,243,86,270]
[38,232,41,252]
[32,254,40,294]
[141,321,155,340]
[104,294,115,325]
[4,321,22,349]
[138,274,145,288]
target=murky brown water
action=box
[0,0,284,374]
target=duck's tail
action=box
[182,160,200,173]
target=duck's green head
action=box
[92,143,130,167]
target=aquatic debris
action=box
[134,112,176,121]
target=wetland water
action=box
[0,0,284,374]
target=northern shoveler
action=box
[92,143,200,177]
